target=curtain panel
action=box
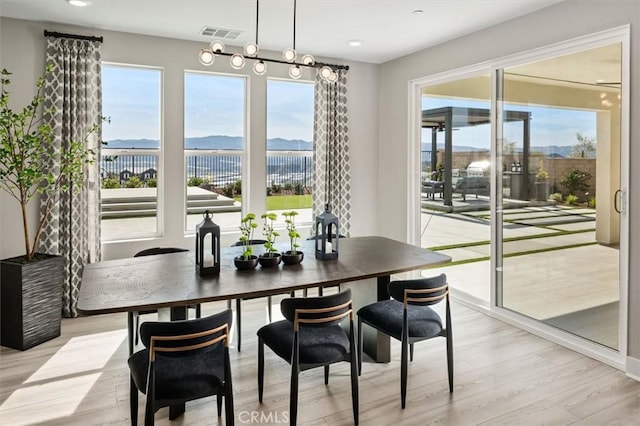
[40,36,102,318]
[312,68,351,236]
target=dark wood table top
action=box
[78,236,451,315]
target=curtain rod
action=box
[44,30,103,43]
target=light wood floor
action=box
[1,295,639,425]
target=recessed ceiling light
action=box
[67,0,90,7]
[348,40,362,47]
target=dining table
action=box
[78,235,450,360]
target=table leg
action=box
[343,275,391,362]
[127,312,134,356]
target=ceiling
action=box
[0,0,563,64]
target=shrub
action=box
[549,192,563,202]
[294,182,304,195]
[223,183,234,198]
[146,177,157,188]
[125,176,142,188]
[587,196,596,208]
[283,181,294,191]
[271,182,282,193]
[566,194,579,206]
[560,168,591,195]
[233,179,242,195]
[102,177,121,189]
[187,176,205,187]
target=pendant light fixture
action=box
[197,0,347,81]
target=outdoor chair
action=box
[257,289,359,425]
[131,247,200,346]
[128,309,234,425]
[357,273,453,408]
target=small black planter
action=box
[234,255,258,271]
[281,251,304,266]
[1,254,63,350]
[258,253,282,268]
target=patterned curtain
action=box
[40,36,102,318]
[312,68,351,236]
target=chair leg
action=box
[289,363,299,426]
[267,296,272,322]
[258,339,265,403]
[236,299,242,352]
[303,288,308,297]
[324,365,330,385]
[130,375,138,426]
[225,387,235,426]
[318,286,323,296]
[196,303,201,318]
[135,312,140,346]
[400,336,408,409]
[410,343,414,362]
[349,325,360,425]
[447,333,454,393]
[357,317,363,375]
[144,379,155,426]
[217,393,222,417]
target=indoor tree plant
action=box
[258,212,281,267]
[234,213,259,270]
[0,65,99,350]
[281,210,304,265]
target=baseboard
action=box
[626,356,640,381]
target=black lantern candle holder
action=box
[195,210,221,276]
[315,204,339,260]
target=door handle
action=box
[614,189,621,214]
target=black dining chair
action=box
[257,289,359,425]
[128,309,234,426]
[131,247,200,346]
[357,273,452,408]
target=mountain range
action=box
[105,135,313,151]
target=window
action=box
[184,72,246,232]
[101,64,162,241]
[266,79,314,225]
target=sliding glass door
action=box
[496,43,623,350]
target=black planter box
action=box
[1,254,63,350]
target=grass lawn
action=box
[267,194,312,210]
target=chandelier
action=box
[198,0,346,82]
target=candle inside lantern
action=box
[204,254,214,267]
[325,241,333,253]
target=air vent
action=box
[200,26,243,39]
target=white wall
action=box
[377,0,640,372]
[0,17,379,261]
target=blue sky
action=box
[102,65,314,143]
[422,97,597,149]
[102,64,596,149]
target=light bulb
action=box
[289,65,302,79]
[282,48,297,62]
[198,49,215,66]
[230,54,246,69]
[244,42,259,57]
[320,66,333,79]
[253,60,267,75]
[210,40,225,53]
[301,54,315,66]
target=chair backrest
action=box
[387,273,448,307]
[139,309,232,359]
[230,239,268,247]
[281,289,353,330]
[134,247,188,257]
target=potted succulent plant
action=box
[258,212,281,267]
[234,213,259,270]
[281,211,304,265]
[0,65,100,350]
